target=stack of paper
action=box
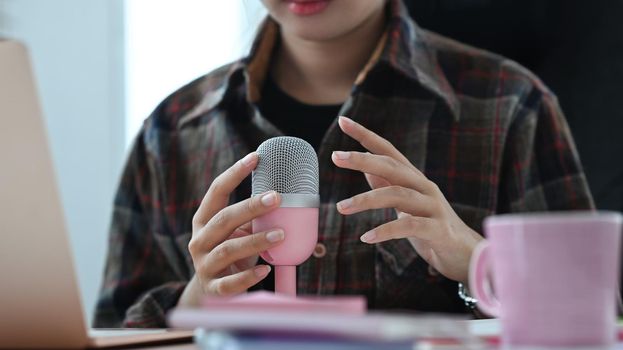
[168,291,479,349]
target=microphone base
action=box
[275,265,296,296]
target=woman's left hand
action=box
[331,116,483,284]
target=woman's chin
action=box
[285,27,343,42]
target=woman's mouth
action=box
[285,0,331,16]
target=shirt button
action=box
[313,243,326,258]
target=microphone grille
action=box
[252,137,319,195]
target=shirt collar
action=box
[377,0,461,120]
[180,0,460,127]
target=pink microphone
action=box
[252,137,319,296]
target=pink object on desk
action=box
[470,211,623,347]
[201,291,366,314]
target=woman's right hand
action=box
[177,152,284,307]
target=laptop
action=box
[0,40,193,348]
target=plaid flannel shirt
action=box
[93,0,594,328]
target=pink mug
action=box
[470,211,622,347]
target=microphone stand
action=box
[275,265,296,296]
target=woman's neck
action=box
[270,9,386,105]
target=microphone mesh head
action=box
[252,137,319,195]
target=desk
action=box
[134,345,197,350]
[128,320,623,350]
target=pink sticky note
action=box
[201,291,366,315]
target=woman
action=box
[94,0,593,327]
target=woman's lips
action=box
[286,0,330,16]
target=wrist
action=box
[461,229,484,284]
[177,276,202,308]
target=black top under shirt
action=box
[258,77,343,151]
[254,77,342,292]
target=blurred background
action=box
[0,0,621,323]
[0,0,265,323]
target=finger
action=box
[338,116,413,169]
[238,221,252,232]
[200,229,285,278]
[336,186,434,217]
[359,216,437,244]
[229,222,253,240]
[192,152,259,231]
[332,151,434,194]
[206,265,272,296]
[189,191,281,254]
[365,172,391,190]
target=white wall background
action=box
[0,0,265,325]
[125,0,266,143]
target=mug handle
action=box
[469,241,501,317]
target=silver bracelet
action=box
[458,282,478,309]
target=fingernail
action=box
[333,151,351,160]
[339,116,354,125]
[360,230,376,243]
[337,198,353,211]
[254,265,271,277]
[241,152,256,167]
[266,229,285,243]
[261,192,277,206]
